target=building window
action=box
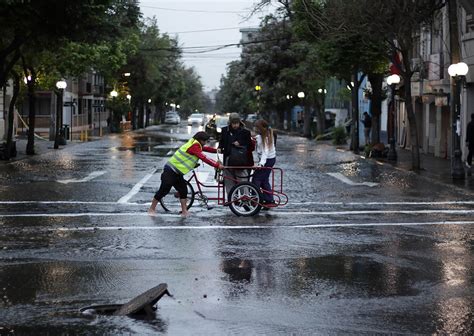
[467,14,474,33]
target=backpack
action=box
[227,145,248,166]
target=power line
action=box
[141,37,282,54]
[140,4,247,14]
[168,26,259,34]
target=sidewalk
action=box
[0,136,77,164]
[359,144,474,191]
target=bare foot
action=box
[148,208,157,216]
[181,211,190,218]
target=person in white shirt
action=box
[252,119,277,206]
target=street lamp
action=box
[255,85,262,114]
[54,80,67,149]
[386,74,401,161]
[297,92,305,131]
[110,90,118,98]
[448,62,469,179]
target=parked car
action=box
[205,115,229,140]
[164,112,181,124]
[244,113,258,128]
[187,113,205,126]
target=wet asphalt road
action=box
[0,123,473,335]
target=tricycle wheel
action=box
[228,182,262,216]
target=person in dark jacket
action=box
[218,113,252,197]
[362,112,372,145]
[466,113,474,168]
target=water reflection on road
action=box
[0,126,473,334]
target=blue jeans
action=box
[252,158,276,202]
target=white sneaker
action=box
[466,162,472,169]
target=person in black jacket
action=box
[362,112,372,145]
[218,113,252,197]
[466,113,474,168]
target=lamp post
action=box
[109,90,118,134]
[146,98,152,127]
[448,62,469,179]
[297,91,305,132]
[285,94,292,130]
[54,80,67,149]
[386,74,400,161]
[255,85,261,115]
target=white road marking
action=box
[1,212,178,218]
[0,201,130,205]
[117,168,158,204]
[289,201,474,206]
[57,171,107,184]
[50,220,474,231]
[194,172,209,182]
[327,172,379,187]
[1,200,474,206]
[3,209,474,218]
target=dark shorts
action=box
[153,167,188,200]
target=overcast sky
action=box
[139,1,273,91]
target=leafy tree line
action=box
[217,0,445,171]
[0,1,207,159]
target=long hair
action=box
[255,119,273,149]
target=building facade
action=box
[396,2,473,161]
[14,72,108,141]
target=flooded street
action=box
[1,124,473,335]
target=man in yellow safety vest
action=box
[148,131,223,217]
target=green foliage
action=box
[0,1,141,86]
[332,126,347,145]
[364,144,372,157]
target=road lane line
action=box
[3,209,474,217]
[2,200,474,206]
[49,220,474,231]
[57,171,107,184]
[0,201,133,205]
[290,201,474,205]
[117,168,158,204]
[0,212,179,218]
[327,172,379,187]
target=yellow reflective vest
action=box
[168,138,201,175]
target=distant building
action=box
[239,28,260,45]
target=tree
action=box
[293,0,388,151]
[0,0,140,154]
[363,0,445,170]
[123,18,205,128]
[0,1,140,87]
[216,61,254,115]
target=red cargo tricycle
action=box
[159,165,288,216]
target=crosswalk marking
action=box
[46,220,474,231]
[2,209,474,218]
[117,168,158,204]
[57,171,107,184]
[1,200,474,206]
[327,172,379,187]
